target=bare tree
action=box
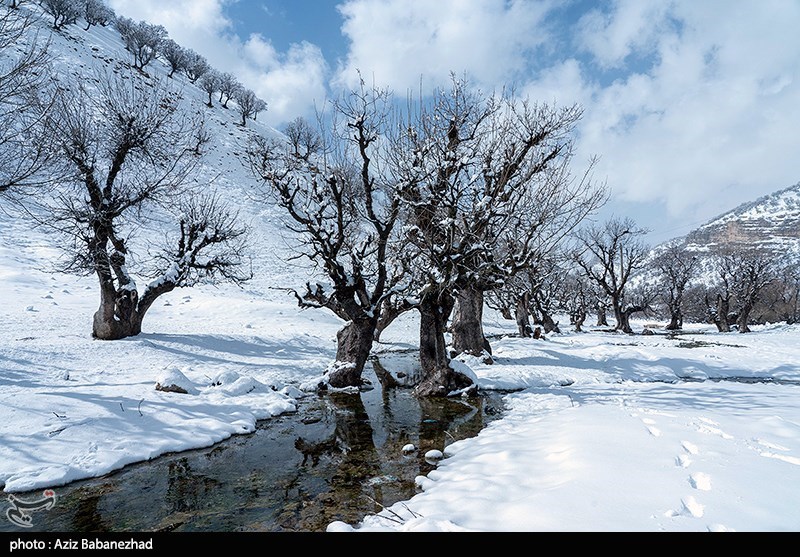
[198,69,220,108]
[40,70,249,339]
[562,270,593,332]
[713,248,779,333]
[247,84,408,390]
[117,18,166,70]
[0,7,54,197]
[81,0,113,31]
[252,98,268,121]
[653,244,698,330]
[159,38,187,78]
[183,49,209,84]
[217,72,241,109]
[40,0,81,30]
[233,88,263,126]
[527,257,568,334]
[762,260,800,324]
[573,217,651,333]
[399,77,604,390]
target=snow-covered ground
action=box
[2,5,799,533]
[4,227,800,533]
[333,320,800,532]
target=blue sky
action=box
[107,0,800,245]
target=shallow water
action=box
[1,362,506,532]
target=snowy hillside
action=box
[681,181,800,256]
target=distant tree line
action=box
[7,1,268,125]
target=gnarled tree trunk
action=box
[415,289,475,398]
[714,294,731,332]
[451,286,491,358]
[327,317,378,388]
[596,303,608,326]
[736,304,753,333]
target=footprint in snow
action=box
[675,441,698,467]
[640,417,661,437]
[665,496,704,519]
[681,441,699,455]
[748,438,800,465]
[689,472,712,491]
[695,417,733,440]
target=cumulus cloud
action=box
[108,0,328,126]
[518,0,800,238]
[334,0,554,92]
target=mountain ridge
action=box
[670,181,800,257]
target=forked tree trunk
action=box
[92,268,145,339]
[327,317,377,388]
[415,290,475,398]
[715,295,731,332]
[92,269,179,340]
[451,286,491,358]
[736,304,753,333]
[617,309,633,334]
[618,305,646,334]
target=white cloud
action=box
[575,0,674,70]
[334,0,554,92]
[555,0,800,236]
[108,0,329,125]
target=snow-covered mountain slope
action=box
[5,4,321,301]
[680,181,800,257]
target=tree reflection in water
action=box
[1,362,504,532]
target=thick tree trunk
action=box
[612,298,625,332]
[451,286,491,358]
[596,303,608,326]
[515,293,532,338]
[616,310,632,334]
[327,318,377,388]
[415,290,475,398]
[573,309,586,332]
[539,310,561,334]
[618,305,646,334]
[665,309,682,331]
[92,275,176,340]
[714,295,731,332]
[736,305,752,333]
[665,298,683,330]
[92,278,142,340]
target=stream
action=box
[1,358,507,532]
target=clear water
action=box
[1,362,505,532]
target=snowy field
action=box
[2,211,799,532]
